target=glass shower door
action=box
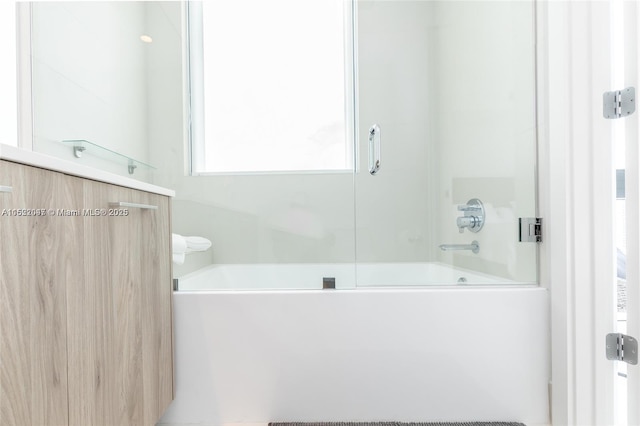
[354,1,539,287]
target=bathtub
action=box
[176,262,521,291]
[159,263,549,426]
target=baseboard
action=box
[157,423,549,426]
[157,423,269,426]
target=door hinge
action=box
[519,217,542,243]
[603,87,635,119]
[606,333,638,365]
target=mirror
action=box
[29,1,184,182]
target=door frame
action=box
[539,1,637,424]
[623,2,640,424]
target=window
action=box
[188,0,355,174]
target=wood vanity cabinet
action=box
[0,160,76,425]
[0,160,173,426]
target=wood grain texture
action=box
[1,161,173,426]
[140,191,173,424]
[68,179,114,426]
[70,181,144,426]
[0,160,75,426]
[69,180,173,426]
[168,197,175,401]
[110,185,144,426]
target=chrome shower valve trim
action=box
[456,198,485,233]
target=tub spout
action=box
[439,240,480,254]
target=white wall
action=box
[0,1,18,147]
[30,2,151,180]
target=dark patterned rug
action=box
[269,423,526,426]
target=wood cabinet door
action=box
[139,191,173,423]
[68,180,172,426]
[70,180,142,426]
[0,160,82,426]
[1,162,172,426]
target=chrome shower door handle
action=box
[368,124,381,175]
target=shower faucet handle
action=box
[456,198,485,233]
[457,216,480,232]
[457,204,482,212]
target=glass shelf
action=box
[62,140,155,175]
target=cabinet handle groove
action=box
[0,185,13,193]
[109,201,158,210]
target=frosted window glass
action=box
[190,0,353,173]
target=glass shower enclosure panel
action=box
[28,1,359,292]
[355,1,538,287]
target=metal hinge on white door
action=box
[606,333,638,365]
[603,87,636,119]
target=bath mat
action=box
[269,423,526,426]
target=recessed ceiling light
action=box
[140,34,153,43]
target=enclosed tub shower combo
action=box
[20,0,550,425]
[159,1,548,425]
